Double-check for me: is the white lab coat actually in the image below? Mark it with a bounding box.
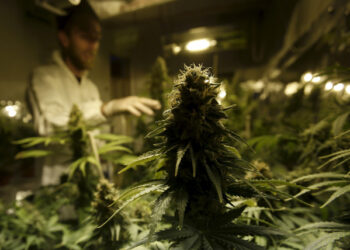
[29,50,106,135]
[28,50,106,185]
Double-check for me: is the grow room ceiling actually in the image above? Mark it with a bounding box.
[94,0,349,73]
[97,0,297,69]
[35,0,350,79]
[88,0,174,20]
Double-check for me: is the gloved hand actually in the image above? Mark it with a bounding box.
[102,96,161,117]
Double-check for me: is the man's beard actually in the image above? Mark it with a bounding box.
[66,47,95,71]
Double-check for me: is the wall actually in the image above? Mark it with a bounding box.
[0,0,111,105]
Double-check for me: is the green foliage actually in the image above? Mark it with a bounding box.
[148,56,171,115]
[130,206,283,250]
[114,65,290,249]
[136,56,172,153]
[91,178,130,248]
[15,149,52,159]
[0,201,62,250]
[4,105,136,249]
[7,60,350,249]
[0,196,96,250]
[296,222,350,250]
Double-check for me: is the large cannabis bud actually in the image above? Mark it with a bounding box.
[92,178,130,248]
[159,65,246,204]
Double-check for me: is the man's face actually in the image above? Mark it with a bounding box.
[60,22,101,70]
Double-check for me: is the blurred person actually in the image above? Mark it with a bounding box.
[27,3,160,185]
[28,2,160,135]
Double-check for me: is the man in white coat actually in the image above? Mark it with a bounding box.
[28,3,161,185]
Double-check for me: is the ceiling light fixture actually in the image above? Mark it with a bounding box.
[302,72,313,82]
[185,38,216,52]
[333,83,344,92]
[325,81,333,91]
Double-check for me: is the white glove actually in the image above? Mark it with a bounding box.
[102,96,161,117]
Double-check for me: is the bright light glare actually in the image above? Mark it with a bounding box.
[218,89,226,99]
[325,81,333,91]
[172,45,181,54]
[346,85,350,94]
[186,39,212,52]
[16,190,32,201]
[4,105,17,117]
[304,84,313,95]
[70,0,81,5]
[253,80,264,92]
[303,72,313,82]
[311,76,321,83]
[284,82,299,96]
[334,83,344,92]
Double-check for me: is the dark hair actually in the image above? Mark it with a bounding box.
[56,1,100,34]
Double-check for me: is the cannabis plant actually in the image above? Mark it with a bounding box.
[90,178,130,249]
[0,188,98,250]
[0,105,35,184]
[12,105,134,248]
[15,105,133,183]
[109,65,284,249]
[290,118,350,249]
[136,56,172,155]
[148,56,171,119]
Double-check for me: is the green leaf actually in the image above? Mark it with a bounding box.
[320,149,350,159]
[251,179,309,190]
[60,223,95,247]
[13,137,47,146]
[175,143,190,176]
[114,180,166,203]
[202,237,214,250]
[296,222,350,232]
[334,129,350,138]
[189,145,197,177]
[15,150,52,159]
[68,158,84,180]
[25,235,36,249]
[79,160,87,177]
[248,135,279,152]
[225,128,249,148]
[210,234,264,250]
[332,112,349,136]
[321,183,350,207]
[98,145,132,154]
[204,159,223,203]
[175,189,188,229]
[13,136,66,147]
[242,179,273,209]
[305,232,350,250]
[126,228,193,250]
[222,224,286,237]
[319,149,350,169]
[98,184,166,228]
[86,156,98,166]
[145,125,166,139]
[94,133,133,142]
[267,186,312,207]
[292,172,350,183]
[118,150,163,174]
[150,190,173,235]
[216,206,246,225]
[223,144,241,159]
[294,180,349,198]
[175,234,200,250]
